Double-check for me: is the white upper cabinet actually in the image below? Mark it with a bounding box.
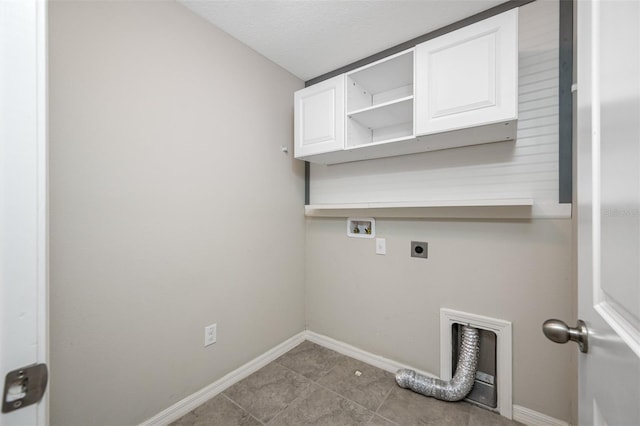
[294,9,518,165]
[415,9,518,137]
[294,74,345,158]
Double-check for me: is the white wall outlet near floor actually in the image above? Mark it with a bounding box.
[375,238,386,255]
[204,323,217,347]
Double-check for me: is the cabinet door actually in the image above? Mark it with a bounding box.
[415,9,518,136]
[294,75,345,158]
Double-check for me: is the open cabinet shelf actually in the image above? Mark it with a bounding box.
[347,96,413,130]
[346,49,414,148]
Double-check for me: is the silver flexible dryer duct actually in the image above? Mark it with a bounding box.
[395,325,480,402]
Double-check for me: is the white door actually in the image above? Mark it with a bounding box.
[0,0,49,425]
[576,1,640,425]
[294,74,345,159]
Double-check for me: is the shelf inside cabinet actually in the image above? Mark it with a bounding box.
[343,49,415,151]
[347,96,413,129]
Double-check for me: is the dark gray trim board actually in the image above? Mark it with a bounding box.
[305,161,310,205]
[558,0,574,203]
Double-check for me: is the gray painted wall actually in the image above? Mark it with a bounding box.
[48,1,304,424]
[305,217,574,423]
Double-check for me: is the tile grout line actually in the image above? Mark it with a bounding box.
[275,349,381,420]
[363,411,377,426]
[313,379,379,415]
[317,357,342,379]
[220,393,266,426]
[315,356,399,422]
[277,344,405,423]
[260,358,325,425]
[226,359,316,425]
[263,380,315,425]
[372,385,399,425]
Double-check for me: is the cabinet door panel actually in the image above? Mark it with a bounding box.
[415,9,517,136]
[294,75,345,158]
[430,33,496,117]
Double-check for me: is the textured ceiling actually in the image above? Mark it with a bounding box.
[179,0,507,81]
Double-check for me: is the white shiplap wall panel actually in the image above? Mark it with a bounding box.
[309,0,564,218]
[519,68,557,86]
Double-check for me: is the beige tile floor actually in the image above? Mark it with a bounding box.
[171,341,522,426]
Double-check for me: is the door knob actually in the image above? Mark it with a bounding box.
[542,319,589,353]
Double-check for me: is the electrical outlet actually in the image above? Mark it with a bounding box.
[411,241,428,259]
[204,323,217,347]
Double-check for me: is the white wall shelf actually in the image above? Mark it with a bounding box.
[305,199,539,219]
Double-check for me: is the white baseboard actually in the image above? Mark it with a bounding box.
[139,330,569,426]
[139,331,306,426]
[305,330,437,379]
[513,405,570,426]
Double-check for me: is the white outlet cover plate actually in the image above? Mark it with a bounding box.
[376,238,386,255]
[205,324,217,347]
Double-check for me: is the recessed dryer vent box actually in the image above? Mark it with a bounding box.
[347,218,375,239]
[452,323,498,410]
